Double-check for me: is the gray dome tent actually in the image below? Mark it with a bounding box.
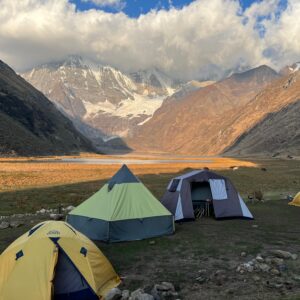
[161,170,253,221]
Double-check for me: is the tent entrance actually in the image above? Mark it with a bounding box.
[191,181,214,218]
[53,250,98,300]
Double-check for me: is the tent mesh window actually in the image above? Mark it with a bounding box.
[191,181,214,218]
[168,179,180,192]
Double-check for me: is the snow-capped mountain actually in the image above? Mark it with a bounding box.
[22,55,180,143]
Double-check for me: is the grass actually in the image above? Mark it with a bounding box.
[0,157,299,299]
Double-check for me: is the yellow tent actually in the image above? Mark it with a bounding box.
[0,221,120,300]
[289,192,300,207]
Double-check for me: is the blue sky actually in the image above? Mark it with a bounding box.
[71,0,284,17]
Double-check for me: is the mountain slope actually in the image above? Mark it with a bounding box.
[128,65,280,153]
[0,60,94,156]
[225,100,300,156]
[22,56,180,139]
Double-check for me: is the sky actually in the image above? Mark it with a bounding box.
[0,0,298,81]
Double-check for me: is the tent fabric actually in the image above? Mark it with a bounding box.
[0,221,120,300]
[68,164,174,242]
[209,179,228,200]
[289,192,300,207]
[161,169,253,221]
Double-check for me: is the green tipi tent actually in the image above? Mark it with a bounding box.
[67,165,174,242]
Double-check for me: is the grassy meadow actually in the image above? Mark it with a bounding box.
[0,156,299,299]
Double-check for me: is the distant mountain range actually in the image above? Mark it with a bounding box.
[0,60,93,156]
[1,56,299,157]
[22,56,181,143]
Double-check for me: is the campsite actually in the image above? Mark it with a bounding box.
[0,156,299,299]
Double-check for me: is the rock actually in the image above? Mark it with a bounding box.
[195,276,206,284]
[105,287,122,300]
[266,282,283,289]
[49,213,64,220]
[237,262,254,273]
[269,250,297,260]
[37,208,46,214]
[130,289,154,300]
[0,221,9,229]
[149,240,156,245]
[252,225,259,228]
[270,268,280,276]
[259,263,271,273]
[252,275,261,282]
[122,290,130,300]
[240,252,247,257]
[278,264,288,273]
[292,275,300,282]
[270,257,284,266]
[256,255,264,263]
[154,282,175,292]
[198,269,207,274]
[65,205,75,212]
[225,288,234,295]
[9,221,24,228]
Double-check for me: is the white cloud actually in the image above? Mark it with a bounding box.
[81,0,125,10]
[0,0,298,80]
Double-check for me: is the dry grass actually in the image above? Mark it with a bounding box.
[0,156,256,192]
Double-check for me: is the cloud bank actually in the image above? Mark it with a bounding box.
[0,0,299,80]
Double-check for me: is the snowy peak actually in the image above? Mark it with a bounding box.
[22,55,181,140]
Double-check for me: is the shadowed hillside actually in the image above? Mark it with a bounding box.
[0,60,94,156]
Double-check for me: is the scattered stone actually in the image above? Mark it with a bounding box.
[252,225,259,228]
[122,290,130,300]
[270,257,284,266]
[0,221,9,229]
[240,252,247,257]
[195,276,206,284]
[149,240,156,245]
[65,205,75,212]
[130,289,154,300]
[259,263,271,273]
[9,220,24,228]
[252,275,261,282]
[256,255,264,263]
[105,287,122,300]
[270,268,280,276]
[198,269,207,274]
[292,275,300,282]
[37,208,46,214]
[225,288,234,295]
[153,282,175,292]
[278,264,288,273]
[237,262,254,273]
[266,281,283,289]
[49,213,64,221]
[269,250,298,260]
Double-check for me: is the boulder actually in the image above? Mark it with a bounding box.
[105,287,122,300]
